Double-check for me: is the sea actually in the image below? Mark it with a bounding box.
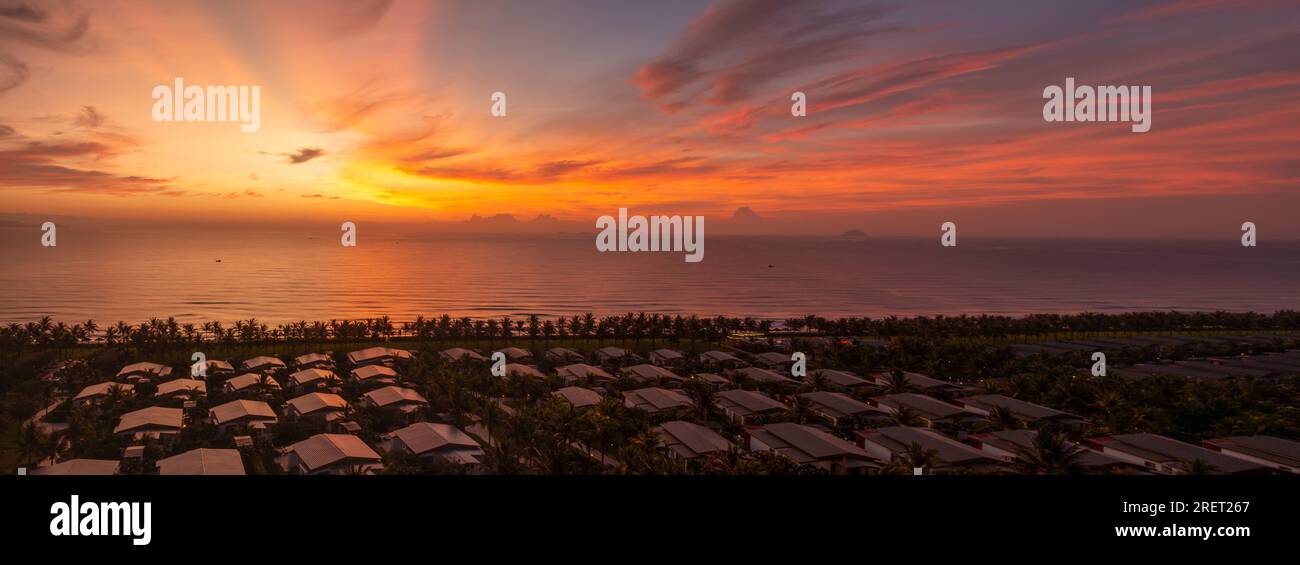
[1,226,1297,325]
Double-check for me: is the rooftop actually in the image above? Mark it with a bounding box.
[157,448,246,475]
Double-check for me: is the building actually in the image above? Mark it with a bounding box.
[293,352,334,369]
[72,382,133,408]
[1203,436,1300,474]
[650,348,685,367]
[31,459,119,475]
[870,394,985,427]
[745,422,879,474]
[282,434,383,475]
[969,430,1144,474]
[289,368,339,390]
[953,394,1089,428]
[551,386,603,409]
[620,363,686,385]
[114,406,183,442]
[363,386,429,420]
[284,392,350,422]
[154,378,206,401]
[656,420,732,464]
[698,350,744,369]
[714,389,789,424]
[387,422,484,467]
[209,399,278,433]
[556,363,616,383]
[621,387,694,415]
[115,361,173,382]
[692,373,731,389]
[223,373,281,396]
[544,347,584,363]
[753,351,795,371]
[347,346,412,367]
[349,365,398,387]
[157,448,246,475]
[856,427,1006,474]
[730,367,798,388]
[497,347,534,362]
[810,369,874,392]
[198,360,235,377]
[503,364,547,380]
[439,348,487,362]
[1086,433,1270,475]
[241,355,287,374]
[798,391,888,427]
[594,346,631,364]
[867,371,967,397]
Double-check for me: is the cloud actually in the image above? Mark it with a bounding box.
[283,147,325,164]
[0,2,48,23]
[0,124,14,137]
[633,0,902,107]
[0,136,173,196]
[0,53,29,93]
[72,105,104,128]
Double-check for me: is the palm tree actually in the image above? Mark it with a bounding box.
[888,405,924,427]
[16,422,47,467]
[1013,429,1086,475]
[884,442,939,474]
[882,368,916,394]
[987,405,1023,430]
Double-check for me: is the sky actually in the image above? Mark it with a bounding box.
[0,0,1298,237]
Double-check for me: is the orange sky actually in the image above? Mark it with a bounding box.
[1,0,1298,237]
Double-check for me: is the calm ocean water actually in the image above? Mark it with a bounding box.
[1,226,1297,325]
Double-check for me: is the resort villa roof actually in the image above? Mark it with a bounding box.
[390,422,483,460]
[754,351,794,367]
[225,372,281,392]
[210,399,278,426]
[74,381,133,402]
[116,361,172,380]
[715,389,788,419]
[504,363,547,379]
[953,394,1088,426]
[347,346,413,366]
[287,434,382,473]
[286,392,349,417]
[1203,436,1300,474]
[545,347,584,362]
[622,387,694,413]
[621,363,686,383]
[799,391,887,421]
[699,350,743,364]
[693,373,731,386]
[498,347,533,360]
[31,459,120,475]
[656,420,732,460]
[856,427,1003,471]
[293,352,333,367]
[439,348,487,362]
[114,406,183,434]
[1087,433,1270,475]
[157,448,246,475]
[812,369,872,389]
[290,368,339,387]
[746,422,877,469]
[241,356,287,372]
[868,371,966,396]
[155,378,206,397]
[364,386,428,408]
[552,386,604,408]
[349,364,398,382]
[970,430,1141,471]
[650,349,684,362]
[731,367,797,385]
[200,360,235,374]
[872,393,984,424]
[556,363,615,381]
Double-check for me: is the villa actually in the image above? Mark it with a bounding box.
[1086,433,1271,475]
[856,427,1006,474]
[289,368,339,390]
[439,348,487,362]
[349,365,399,387]
[114,406,184,442]
[622,387,694,414]
[293,352,334,369]
[556,363,615,383]
[810,369,874,392]
[116,361,173,382]
[241,355,287,373]
[223,373,281,396]
[798,391,888,427]
[1202,436,1300,474]
[692,373,732,389]
[198,360,235,377]
[953,394,1089,428]
[281,433,383,475]
[867,371,967,397]
[363,386,429,421]
[73,381,134,408]
[620,363,686,385]
[31,459,120,476]
[870,394,985,427]
[503,364,547,380]
[209,399,278,433]
[656,420,732,464]
[386,422,485,467]
[744,422,879,474]
[594,346,631,364]
[552,386,604,409]
[498,347,534,362]
[157,448,246,475]
[650,348,685,367]
[730,367,798,389]
[544,347,584,363]
[753,351,795,371]
[347,346,413,367]
[969,430,1144,474]
[284,392,349,422]
[154,378,206,401]
[714,389,789,424]
[698,350,744,368]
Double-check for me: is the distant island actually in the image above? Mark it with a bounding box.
[842,229,866,237]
